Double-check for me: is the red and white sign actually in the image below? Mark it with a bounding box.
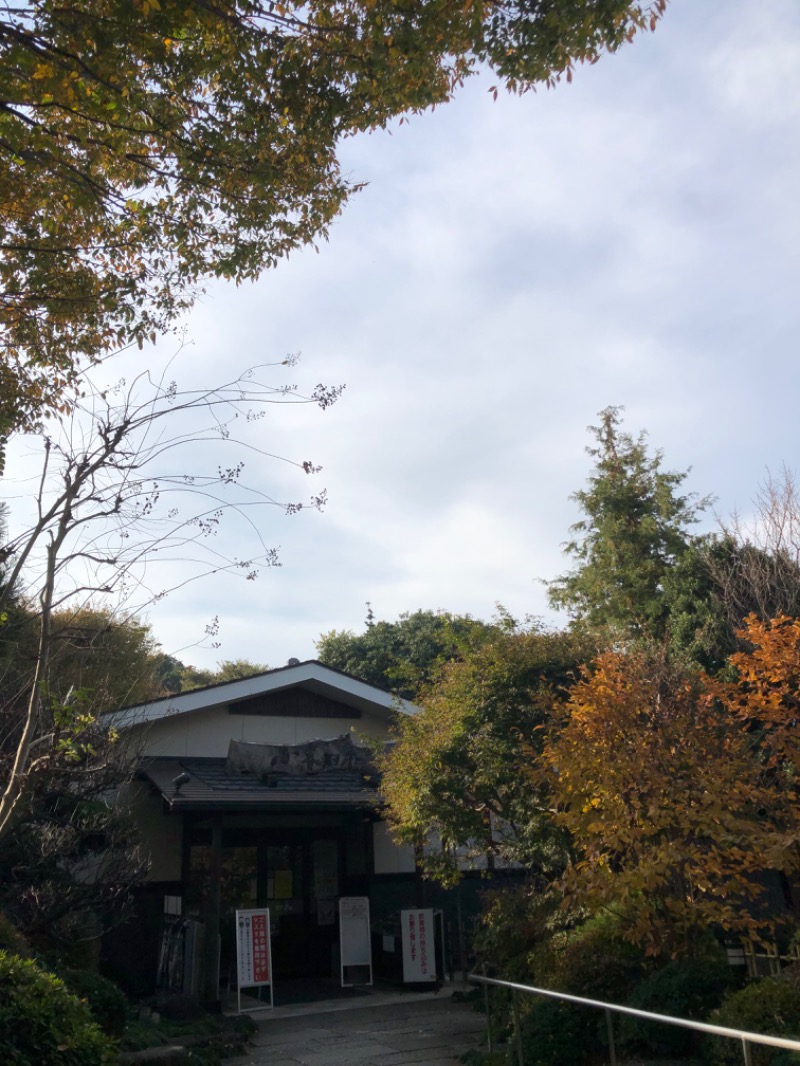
[401,908,436,983]
[236,909,272,988]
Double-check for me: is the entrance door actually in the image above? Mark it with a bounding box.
[264,836,340,978]
[187,828,343,983]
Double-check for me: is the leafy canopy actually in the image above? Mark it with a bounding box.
[379,622,588,885]
[317,607,500,700]
[1,1,666,432]
[545,647,772,955]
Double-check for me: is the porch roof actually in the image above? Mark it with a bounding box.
[141,756,381,812]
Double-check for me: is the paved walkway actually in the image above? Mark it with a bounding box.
[227,990,485,1066]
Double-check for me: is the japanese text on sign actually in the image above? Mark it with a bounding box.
[236,909,271,988]
[401,908,436,983]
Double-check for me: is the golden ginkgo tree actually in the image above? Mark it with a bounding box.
[545,632,800,956]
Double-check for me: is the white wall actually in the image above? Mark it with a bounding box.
[128,705,391,758]
[127,782,183,881]
[372,820,416,875]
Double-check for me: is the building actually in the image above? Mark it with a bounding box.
[103,659,430,999]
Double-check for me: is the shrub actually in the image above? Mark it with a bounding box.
[618,953,733,1058]
[536,911,648,1004]
[514,913,648,1066]
[0,951,115,1065]
[0,911,30,956]
[60,967,129,1039]
[708,973,800,1066]
[518,997,594,1066]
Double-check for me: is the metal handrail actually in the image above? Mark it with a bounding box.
[468,972,800,1066]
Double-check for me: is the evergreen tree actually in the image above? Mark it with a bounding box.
[548,407,710,640]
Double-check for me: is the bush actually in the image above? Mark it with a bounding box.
[514,913,648,1066]
[60,967,129,1039]
[518,997,594,1066]
[547,912,647,1002]
[0,912,30,957]
[618,953,733,1058]
[0,951,115,1065]
[707,973,800,1066]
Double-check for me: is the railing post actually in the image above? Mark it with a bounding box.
[482,965,494,1053]
[512,989,525,1066]
[742,1037,753,1066]
[605,1008,617,1066]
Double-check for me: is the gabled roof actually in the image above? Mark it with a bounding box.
[106,659,416,730]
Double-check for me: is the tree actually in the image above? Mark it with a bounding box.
[544,646,775,956]
[46,607,162,710]
[379,622,588,885]
[317,607,500,700]
[662,535,800,672]
[0,608,154,956]
[548,406,710,641]
[178,658,270,692]
[715,614,800,897]
[660,469,800,671]
[0,352,340,840]
[1,1,667,434]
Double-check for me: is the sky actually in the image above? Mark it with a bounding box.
[8,0,800,671]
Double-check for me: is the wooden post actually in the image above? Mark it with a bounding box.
[605,1009,617,1066]
[512,989,524,1066]
[203,818,222,1006]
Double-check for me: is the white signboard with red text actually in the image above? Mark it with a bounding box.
[401,908,436,983]
[235,909,274,1011]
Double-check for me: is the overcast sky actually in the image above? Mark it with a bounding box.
[10,0,800,671]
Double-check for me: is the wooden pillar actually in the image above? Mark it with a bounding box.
[203,817,222,1007]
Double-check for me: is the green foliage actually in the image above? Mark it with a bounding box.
[178,658,269,692]
[0,951,115,1065]
[0,1,665,433]
[549,406,710,641]
[473,887,564,982]
[518,998,594,1066]
[546,912,647,1002]
[618,952,733,1058]
[317,608,500,700]
[120,1010,256,1057]
[379,623,588,883]
[59,969,129,1040]
[664,533,800,673]
[0,911,30,957]
[708,974,800,1066]
[0,785,147,957]
[515,914,647,1066]
[46,608,162,712]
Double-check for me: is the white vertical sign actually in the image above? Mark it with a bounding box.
[401,908,436,982]
[339,896,373,986]
[235,908,274,1012]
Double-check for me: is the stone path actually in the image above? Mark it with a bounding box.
[227,991,485,1066]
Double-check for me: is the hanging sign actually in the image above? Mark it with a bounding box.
[235,909,274,1011]
[401,908,436,982]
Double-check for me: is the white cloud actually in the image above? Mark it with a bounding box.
[6,1,800,670]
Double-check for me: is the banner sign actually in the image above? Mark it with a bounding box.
[401,908,436,983]
[235,909,273,1011]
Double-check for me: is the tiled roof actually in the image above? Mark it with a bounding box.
[140,757,380,811]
